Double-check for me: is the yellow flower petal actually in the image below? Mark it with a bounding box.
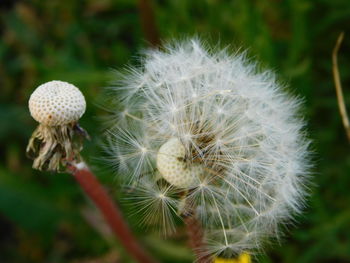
[214,253,251,263]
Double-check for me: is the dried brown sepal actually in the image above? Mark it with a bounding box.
[26,122,88,172]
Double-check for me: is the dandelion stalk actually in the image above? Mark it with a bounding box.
[138,0,160,47]
[27,81,157,263]
[67,161,157,263]
[183,210,212,263]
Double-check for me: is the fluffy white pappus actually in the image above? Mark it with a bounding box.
[105,39,311,258]
[124,178,180,235]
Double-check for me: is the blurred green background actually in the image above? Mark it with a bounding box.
[1,0,350,262]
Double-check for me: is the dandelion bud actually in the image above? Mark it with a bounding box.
[106,39,311,258]
[27,80,88,171]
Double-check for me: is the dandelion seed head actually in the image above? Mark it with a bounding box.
[106,39,311,257]
[157,137,202,188]
[29,80,86,126]
[27,80,87,171]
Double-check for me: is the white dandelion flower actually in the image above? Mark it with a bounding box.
[106,39,310,258]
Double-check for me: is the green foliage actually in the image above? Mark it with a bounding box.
[0,0,350,262]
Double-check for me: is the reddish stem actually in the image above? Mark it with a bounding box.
[183,213,212,263]
[68,163,157,263]
[138,0,160,47]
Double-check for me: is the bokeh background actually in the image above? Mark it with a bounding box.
[1,0,350,262]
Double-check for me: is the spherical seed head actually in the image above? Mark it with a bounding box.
[107,39,311,256]
[157,137,201,189]
[29,80,86,126]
